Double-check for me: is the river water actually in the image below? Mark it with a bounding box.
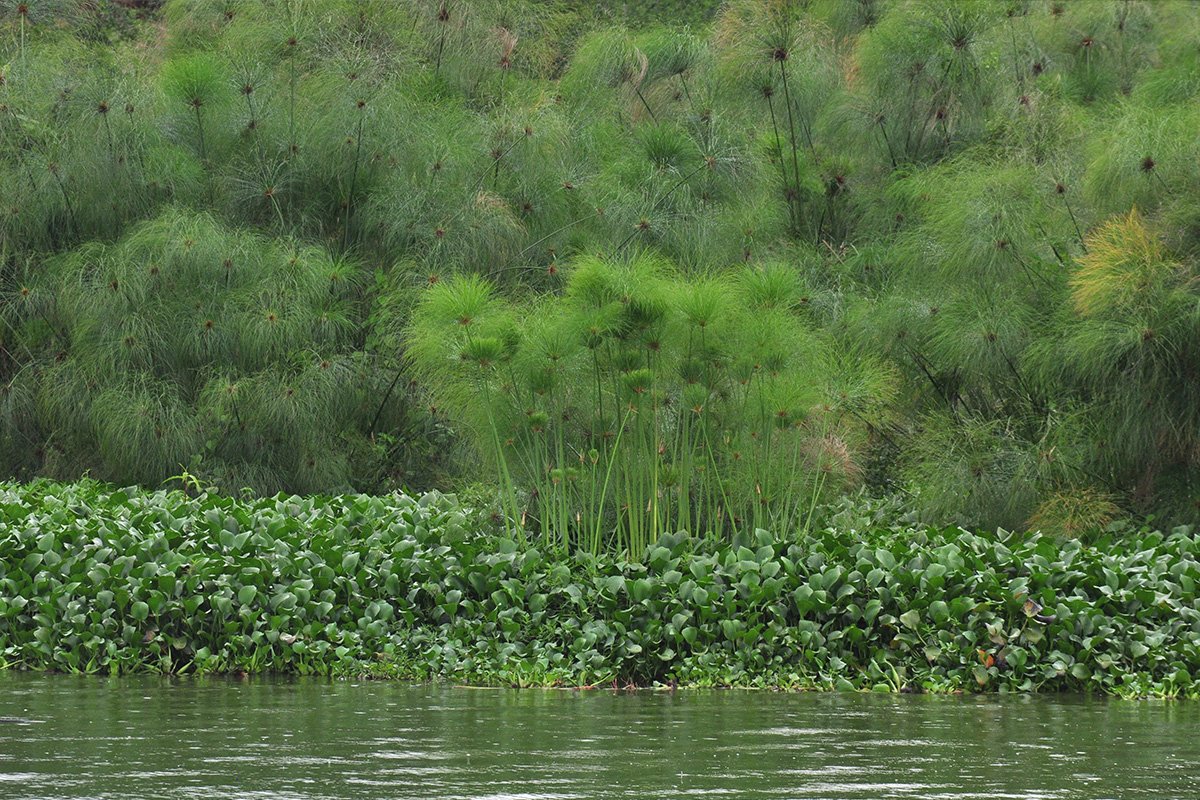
[1,674,1196,799]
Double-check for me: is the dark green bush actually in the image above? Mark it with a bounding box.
[2,481,1197,697]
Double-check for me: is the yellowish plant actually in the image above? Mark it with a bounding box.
[1026,489,1122,539]
[1071,209,1177,317]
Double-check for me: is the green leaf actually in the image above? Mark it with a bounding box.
[874,549,896,570]
[630,578,653,603]
[972,665,990,686]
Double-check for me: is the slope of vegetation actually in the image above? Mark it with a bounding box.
[2,481,1197,695]
[1,0,1199,542]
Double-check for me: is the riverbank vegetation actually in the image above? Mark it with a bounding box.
[2,2,1200,693]
[1,481,1198,696]
[1,0,1199,542]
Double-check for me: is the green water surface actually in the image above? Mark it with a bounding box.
[1,674,1197,799]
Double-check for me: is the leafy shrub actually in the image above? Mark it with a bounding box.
[1,481,1198,697]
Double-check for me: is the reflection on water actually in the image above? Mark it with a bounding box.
[0,674,1197,799]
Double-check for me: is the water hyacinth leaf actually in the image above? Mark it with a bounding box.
[792,585,814,614]
[272,592,298,611]
[631,579,653,603]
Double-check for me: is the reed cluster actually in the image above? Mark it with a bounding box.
[408,256,892,552]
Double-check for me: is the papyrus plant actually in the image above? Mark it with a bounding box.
[408,253,893,554]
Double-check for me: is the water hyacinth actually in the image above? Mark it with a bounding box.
[1,480,1198,697]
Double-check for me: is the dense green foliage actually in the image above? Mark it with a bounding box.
[408,259,893,553]
[2,481,1198,696]
[2,0,1200,535]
